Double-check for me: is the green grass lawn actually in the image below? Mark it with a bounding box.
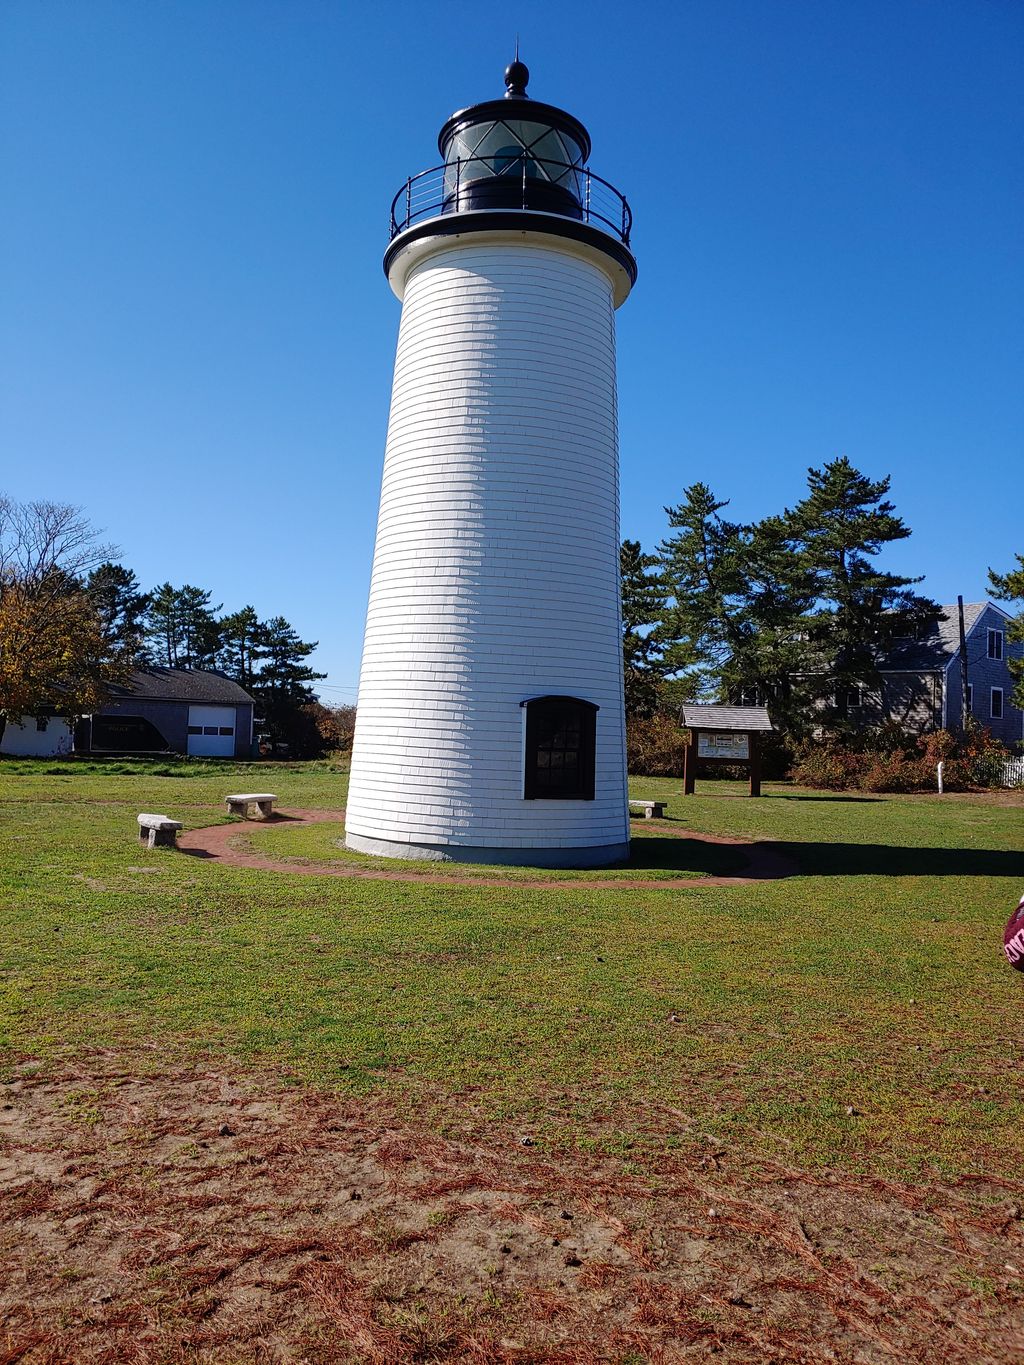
[2,758,1022,1181]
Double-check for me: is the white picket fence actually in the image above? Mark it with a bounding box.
[1002,756,1024,788]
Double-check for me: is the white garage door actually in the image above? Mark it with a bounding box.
[187,705,236,757]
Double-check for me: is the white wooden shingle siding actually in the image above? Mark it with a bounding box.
[346,239,629,862]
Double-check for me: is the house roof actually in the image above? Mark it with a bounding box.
[880,602,991,671]
[105,668,255,705]
[679,704,775,732]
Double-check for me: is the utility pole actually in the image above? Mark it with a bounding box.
[958,595,971,732]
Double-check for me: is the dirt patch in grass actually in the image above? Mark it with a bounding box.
[2,1051,1022,1363]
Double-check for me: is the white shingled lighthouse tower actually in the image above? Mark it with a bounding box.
[345,57,637,867]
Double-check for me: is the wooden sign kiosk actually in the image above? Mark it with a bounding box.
[679,704,775,797]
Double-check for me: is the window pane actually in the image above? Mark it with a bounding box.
[502,121,583,164]
[523,697,597,800]
[525,129,580,185]
[445,123,501,185]
[218,727,234,736]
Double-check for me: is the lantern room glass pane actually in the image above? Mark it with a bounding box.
[444,118,585,198]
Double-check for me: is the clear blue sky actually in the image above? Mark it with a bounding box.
[2,0,1021,702]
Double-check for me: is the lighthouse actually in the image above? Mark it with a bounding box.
[346,58,637,867]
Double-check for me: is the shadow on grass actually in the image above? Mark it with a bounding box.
[776,842,1024,878]
[626,835,751,878]
[677,790,885,803]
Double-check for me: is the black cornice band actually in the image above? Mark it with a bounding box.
[383,211,638,286]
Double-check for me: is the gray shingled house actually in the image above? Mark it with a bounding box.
[840,601,1022,747]
[76,668,257,759]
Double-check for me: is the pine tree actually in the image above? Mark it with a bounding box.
[620,540,670,718]
[145,582,181,667]
[988,553,1024,711]
[218,606,264,690]
[785,457,938,727]
[144,584,221,668]
[658,484,749,694]
[657,485,815,728]
[176,585,221,669]
[256,616,324,697]
[251,616,326,755]
[86,562,150,666]
[735,513,815,725]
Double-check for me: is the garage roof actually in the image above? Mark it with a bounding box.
[106,668,255,705]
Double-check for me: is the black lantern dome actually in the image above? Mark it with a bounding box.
[385,60,635,294]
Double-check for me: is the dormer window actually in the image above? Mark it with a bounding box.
[521,696,597,800]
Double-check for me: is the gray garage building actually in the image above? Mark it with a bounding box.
[77,668,256,759]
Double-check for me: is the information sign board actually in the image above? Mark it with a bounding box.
[697,731,750,761]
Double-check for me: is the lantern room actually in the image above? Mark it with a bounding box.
[384,58,635,305]
[438,59,589,218]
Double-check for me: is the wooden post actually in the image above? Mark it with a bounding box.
[749,731,761,797]
[683,730,698,795]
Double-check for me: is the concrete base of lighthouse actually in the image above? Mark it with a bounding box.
[344,831,630,869]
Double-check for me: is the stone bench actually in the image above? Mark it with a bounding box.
[138,813,183,848]
[225,793,278,820]
[629,799,668,820]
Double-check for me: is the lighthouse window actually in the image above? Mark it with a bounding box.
[522,696,598,801]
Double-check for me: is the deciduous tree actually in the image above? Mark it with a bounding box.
[0,497,128,737]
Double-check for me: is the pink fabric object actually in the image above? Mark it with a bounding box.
[1003,894,1024,972]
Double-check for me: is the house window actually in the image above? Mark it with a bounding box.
[218,726,234,736]
[737,686,762,706]
[966,684,973,711]
[521,695,598,800]
[187,726,203,735]
[35,716,49,732]
[988,629,1004,660]
[835,686,863,710]
[203,725,218,736]
[991,688,1004,720]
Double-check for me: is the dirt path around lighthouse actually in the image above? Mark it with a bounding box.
[178,808,798,889]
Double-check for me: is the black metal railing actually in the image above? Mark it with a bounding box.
[389,155,632,247]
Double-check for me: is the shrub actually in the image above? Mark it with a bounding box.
[791,728,1010,793]
[626,713,689,776]
[790,742,866,791]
